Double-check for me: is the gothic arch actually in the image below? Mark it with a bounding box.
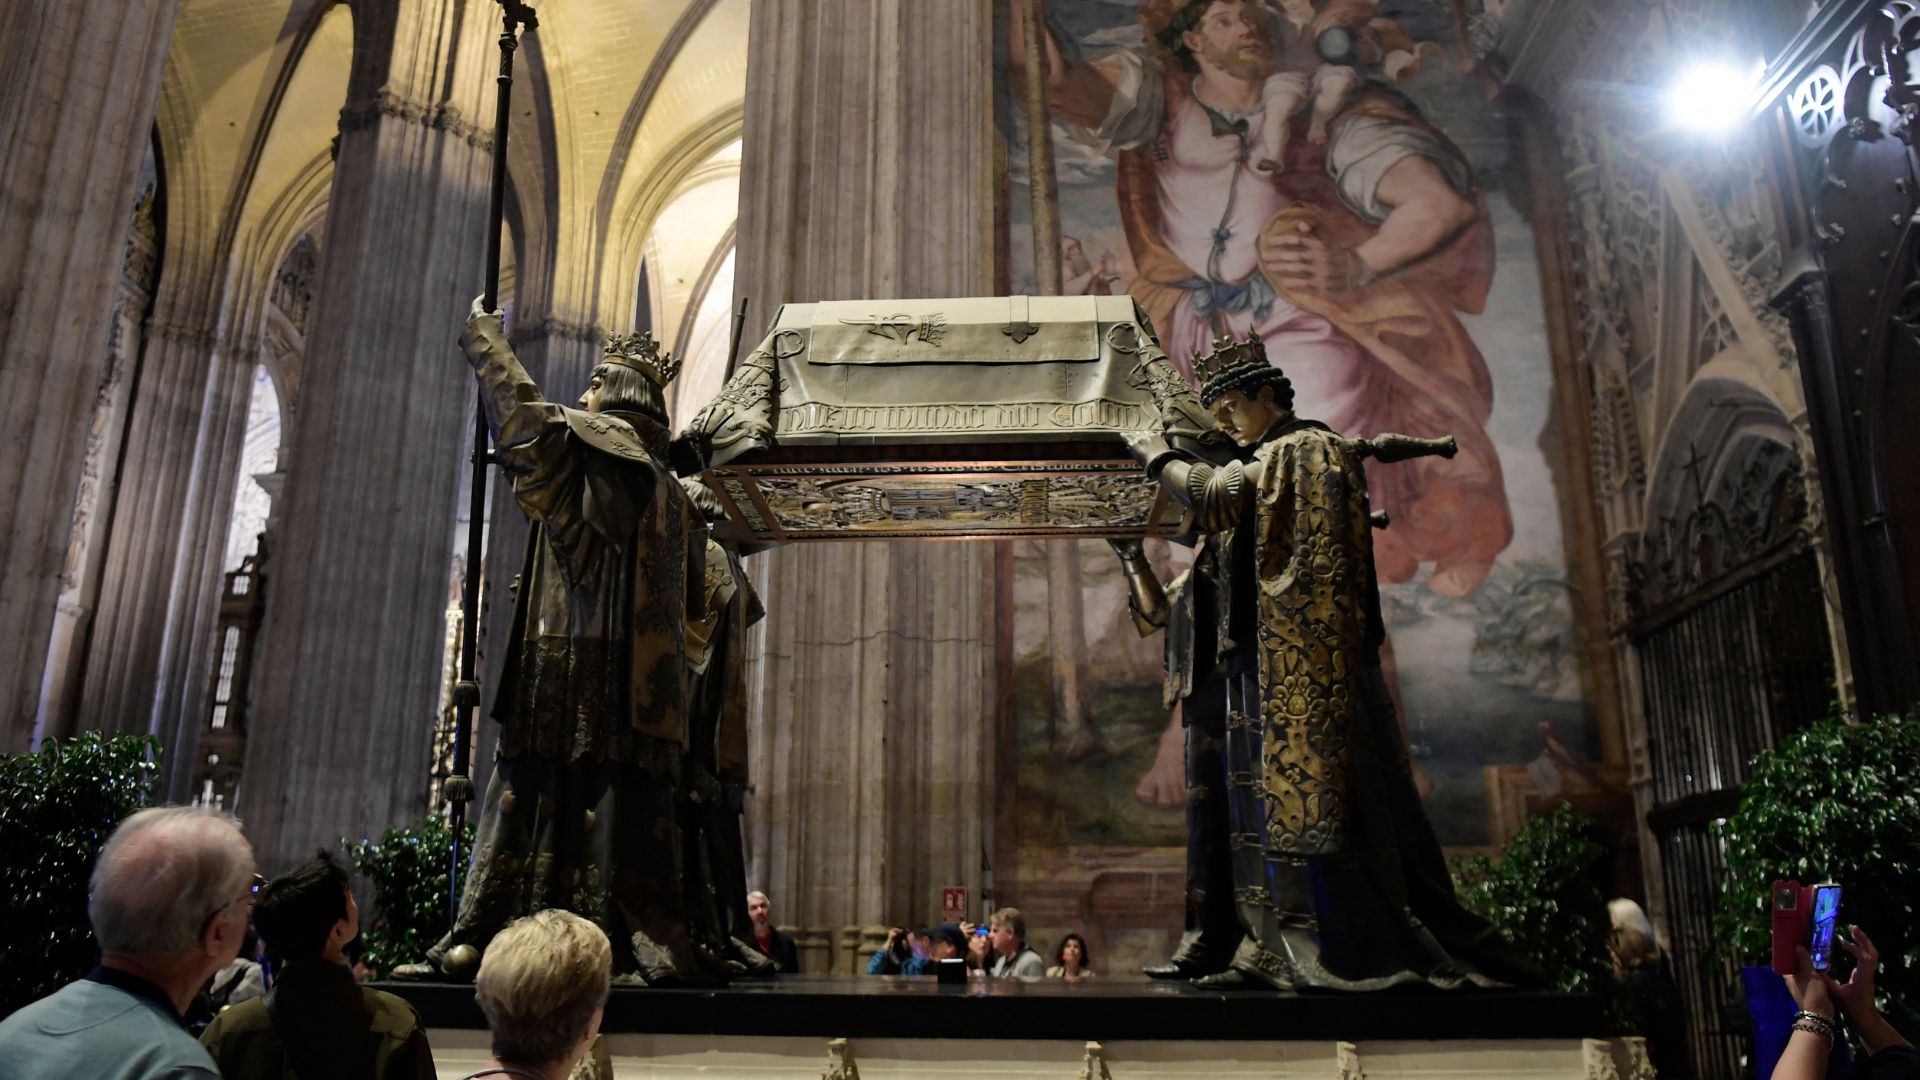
[605,112,745,324]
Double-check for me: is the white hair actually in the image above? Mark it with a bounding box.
[747,890,769,905]
[90,806,253,954]
[1608,898,1654,938]
[477,910,612,1066]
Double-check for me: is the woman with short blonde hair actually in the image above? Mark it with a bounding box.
[466,910,612,1080]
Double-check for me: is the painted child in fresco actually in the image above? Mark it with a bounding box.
[1257,0,1440,169]
[1013,0,1510,599]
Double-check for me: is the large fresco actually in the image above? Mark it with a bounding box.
[998,0,1600,882]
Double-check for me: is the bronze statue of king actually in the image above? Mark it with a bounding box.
[1124,329,1538,991]
[400,300,724,985]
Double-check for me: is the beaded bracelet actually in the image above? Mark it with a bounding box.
[1793,1018,1835,1042]
[1793,1010,1839,1040]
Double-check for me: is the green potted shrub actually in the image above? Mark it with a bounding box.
[0,734,161,1017]
[345,814,474,977]
[1452,801,1612,993]
[1714,710,1920,1034]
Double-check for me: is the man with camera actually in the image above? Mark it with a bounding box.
[866,927,932,976]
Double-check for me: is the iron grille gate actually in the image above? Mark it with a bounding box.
[1634,547,1835,1079]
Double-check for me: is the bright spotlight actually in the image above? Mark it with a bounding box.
[1667,58,1762,134]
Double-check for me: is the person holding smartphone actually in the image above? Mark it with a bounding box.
[867,927,930,976]
[1780,926,1918,1080]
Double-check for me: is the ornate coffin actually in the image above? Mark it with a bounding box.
[676,294,1221,543]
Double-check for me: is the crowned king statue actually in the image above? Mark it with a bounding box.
[1123,329,1538,990]
[399,301,726,985]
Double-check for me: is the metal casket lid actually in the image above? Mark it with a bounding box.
[760,294,1160,448]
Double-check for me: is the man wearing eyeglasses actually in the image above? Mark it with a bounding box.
[0,806,256,1079]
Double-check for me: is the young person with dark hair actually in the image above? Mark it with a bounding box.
[1047,933,1097,981]
[199,851,436,1080]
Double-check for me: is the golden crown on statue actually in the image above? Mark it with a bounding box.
[1190,329,1269,387]
[602,329,681,387]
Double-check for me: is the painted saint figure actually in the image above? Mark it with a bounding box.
[1124,330,1536,989]
[1015,0,1510,596]
[399,303,724,985]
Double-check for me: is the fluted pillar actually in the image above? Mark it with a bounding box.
[72,303,260,802]
[736,0,998,962]
[0,0,183,748]
[239,0,496,871]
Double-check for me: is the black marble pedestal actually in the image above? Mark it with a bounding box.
[383,974,1608,1042]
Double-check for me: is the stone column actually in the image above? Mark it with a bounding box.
[35,192,163,739]
[0,0,183,749]
[74,307,261,802]
[72,316,219,726]
[735,0,998,966]
[239,0,496,871]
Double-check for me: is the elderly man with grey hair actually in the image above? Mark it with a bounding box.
[744,890,798,973]
[0,806,257,1079]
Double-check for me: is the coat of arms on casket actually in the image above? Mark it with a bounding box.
[674,294,1227,542]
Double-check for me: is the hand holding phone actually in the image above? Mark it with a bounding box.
[1771,879,1842,975]
[1772,880,1810,975]
[1809,884,1841,973]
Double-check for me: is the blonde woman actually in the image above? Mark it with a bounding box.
[462,911,612,1080]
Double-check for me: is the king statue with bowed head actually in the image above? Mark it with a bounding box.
[1123,329,1538,991]
[397,300,726,985]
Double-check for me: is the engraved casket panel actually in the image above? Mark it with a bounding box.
[685,295,1217,542]
[705,460,1185,542]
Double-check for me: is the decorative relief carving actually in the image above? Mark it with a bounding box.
[1673,144,1793,360]
[338,89,491,149]
[124,187,160,292]
[271,235,319,335]
[1791,65,1846,148]
[1690,264,1738,368]
[685,346,780,452]
[776,398,1155,436]
[840,312,946,346]
[716,475,772,534]
[1632,439,1812,619]
[752,468,1162,534]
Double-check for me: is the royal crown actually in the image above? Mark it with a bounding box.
[602,329,680,387]
[1191,329,1269,388]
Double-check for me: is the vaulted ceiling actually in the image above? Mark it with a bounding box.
[155,0,747,339]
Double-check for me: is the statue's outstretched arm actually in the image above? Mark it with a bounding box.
[460,296,547,436]
[1124,430,1253,533]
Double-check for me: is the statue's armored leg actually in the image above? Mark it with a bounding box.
[1145,679,1236,979]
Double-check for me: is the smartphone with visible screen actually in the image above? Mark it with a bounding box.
[1809,883,1842,972]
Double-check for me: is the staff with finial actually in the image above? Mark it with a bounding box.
[446,0,538,925]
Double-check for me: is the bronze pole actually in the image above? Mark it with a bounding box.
[448,0,537,926]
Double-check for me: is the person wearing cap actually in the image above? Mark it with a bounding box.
[396,300,723,986]
[1122,330,1537,993]
[866,927,933,975]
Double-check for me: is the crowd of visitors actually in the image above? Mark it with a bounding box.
[860,907,1093,982]
[6,804,1913,1079]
